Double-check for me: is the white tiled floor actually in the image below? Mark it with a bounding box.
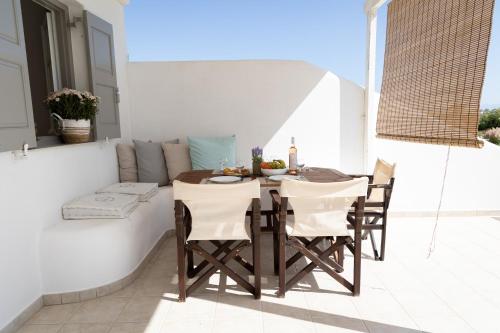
[17,216,500,333]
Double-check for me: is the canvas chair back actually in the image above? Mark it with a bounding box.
[370,159,396,202]
[173,180,260,241]
[280,177,368,237]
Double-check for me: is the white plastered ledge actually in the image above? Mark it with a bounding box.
[40,186,174,294]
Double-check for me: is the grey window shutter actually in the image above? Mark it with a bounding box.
[84,10,120,140]
[0,0,37,152]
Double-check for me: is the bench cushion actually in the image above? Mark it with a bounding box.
[97,182,158,202]
[62,193,139,219]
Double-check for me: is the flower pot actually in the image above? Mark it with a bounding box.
[51,114,91,144]
[252,161,262,176]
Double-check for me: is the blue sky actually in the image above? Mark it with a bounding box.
[125,0,499,108]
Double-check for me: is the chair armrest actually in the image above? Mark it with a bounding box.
[368,183,392,189]
[269,190,281,207]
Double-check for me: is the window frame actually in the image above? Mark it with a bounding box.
[32,0,75,90]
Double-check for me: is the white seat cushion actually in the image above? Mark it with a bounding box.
[286,215,350,237]
[62,193,139,219]
[97,182,158,202]
[174,180,260,241]
[188,219,252,241]
[281,177,369,237]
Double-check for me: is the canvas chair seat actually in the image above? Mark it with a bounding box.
[188,220,252,241]
[370,159,395,202]
[273,177,368,297]
[285,215,351,237]
[174,180,261,241]
[282,177,369,237]
[347,158,396,261]
[173,179,262,301]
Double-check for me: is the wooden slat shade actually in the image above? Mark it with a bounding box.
[376,0,495,148]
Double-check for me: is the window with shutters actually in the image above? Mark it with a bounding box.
[0,0,120,152]
[19,0,75,148]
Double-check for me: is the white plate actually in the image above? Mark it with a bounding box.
[268,175,302,182]
[208,176,242,184]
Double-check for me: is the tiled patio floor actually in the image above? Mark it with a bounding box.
[17,216,500,333]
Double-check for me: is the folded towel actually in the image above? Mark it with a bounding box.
[97,182,159,202]
[62,193,139,219]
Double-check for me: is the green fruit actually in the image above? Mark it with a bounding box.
[278,160,286,168]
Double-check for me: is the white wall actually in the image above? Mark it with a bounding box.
[372,138,500,214]
[0,0,130,329]
[128,60,365,172]
[128,60,500,214]
[366,94,500,214]
[0,141,119,329]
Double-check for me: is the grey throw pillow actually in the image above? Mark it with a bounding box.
[134,139,178,186]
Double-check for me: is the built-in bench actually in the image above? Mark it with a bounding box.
[39,186,174,304]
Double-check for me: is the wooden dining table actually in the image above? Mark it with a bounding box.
[175,167,353,231]
[175,167,352,186]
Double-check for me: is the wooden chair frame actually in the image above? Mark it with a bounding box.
[347,175,395,261]
[270,191,365,297]
[175,199,261,302]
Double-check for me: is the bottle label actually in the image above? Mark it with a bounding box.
[289,153,297,171]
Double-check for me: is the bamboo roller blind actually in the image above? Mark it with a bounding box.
[376,0,495,148]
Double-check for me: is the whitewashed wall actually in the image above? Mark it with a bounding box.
[0,142,119,329]
[372,138,500,214]
[0,0,130,329]
[128,60,365,172]
[128,60,500,215]
[366,94,500,215]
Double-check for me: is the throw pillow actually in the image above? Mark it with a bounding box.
[187,135,236,170]
[161,143,192,183]
[116,144,138,182]
[134,139,178,186]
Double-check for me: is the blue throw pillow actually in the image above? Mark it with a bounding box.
[188,135,236,170]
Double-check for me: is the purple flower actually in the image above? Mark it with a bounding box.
[252,146,263,157]
[252,147,263,161]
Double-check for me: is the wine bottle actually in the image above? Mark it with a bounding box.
[289,137,297,175]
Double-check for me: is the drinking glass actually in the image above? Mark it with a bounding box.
[297,159,306,172]
[219,157,228,171]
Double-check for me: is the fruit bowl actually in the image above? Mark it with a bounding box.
[261,168,288,176]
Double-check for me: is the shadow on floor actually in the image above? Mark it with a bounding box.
[160,238,426,333]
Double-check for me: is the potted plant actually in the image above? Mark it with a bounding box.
[46,88,99,144]
[252,146,263,176]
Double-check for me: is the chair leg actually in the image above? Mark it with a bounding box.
[336,236,345,268]
[175,226,186,302]
[362,217,370,240]
[368,230,380,261]
[278,230,286,297]
[252,199,262,299]
[185,209,195,278]
[189,242,256,295]
[187,250,194,277]
[253,231,261,299]
[353,229,362,296]
[272,203,279,275]
[266,212,272,230]
[380,214,387,261]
